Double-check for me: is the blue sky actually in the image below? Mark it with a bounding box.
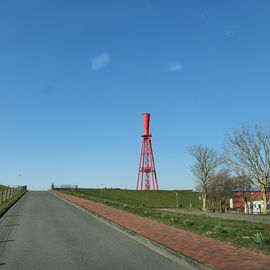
[0,1,270,190]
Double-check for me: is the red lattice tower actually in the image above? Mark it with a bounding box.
[136,113,158,190]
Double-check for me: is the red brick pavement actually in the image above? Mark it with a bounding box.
[51,191,270,270]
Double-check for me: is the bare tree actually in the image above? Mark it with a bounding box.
[223,126,270,214]
[189,145,220,211]
[232,174,253,213]
[208,169,234,212]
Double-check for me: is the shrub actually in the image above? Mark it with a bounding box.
[184,219,194,226]
[213,225,227,233]
[170,216,178,223]
[252,232,267,245]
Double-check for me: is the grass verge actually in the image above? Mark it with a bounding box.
[59,189,270,256]
[0,191,27,216]
[59,188,199,208]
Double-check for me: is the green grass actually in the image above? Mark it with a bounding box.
[60,188,270,256]
[0,191,26,214]
[61,188,200,208]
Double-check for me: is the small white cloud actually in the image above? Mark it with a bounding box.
[168,63,184,72]
[91,52,110,71]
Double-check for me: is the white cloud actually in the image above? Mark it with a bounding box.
[168,63,184,72]
[91,52,110,71]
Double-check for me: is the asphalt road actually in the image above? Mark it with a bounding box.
[0,191,193,270]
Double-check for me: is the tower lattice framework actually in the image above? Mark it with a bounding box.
[136,113,158,190]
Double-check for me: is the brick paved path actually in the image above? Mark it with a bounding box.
[51,191,270,270]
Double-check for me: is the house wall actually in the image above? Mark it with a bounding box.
[231,191,270,213]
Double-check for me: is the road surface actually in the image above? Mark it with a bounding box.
[0,191,193,270]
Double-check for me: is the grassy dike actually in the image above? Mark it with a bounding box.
[60,189,270,256]
[64,188,200,208]
[0,191,27,217]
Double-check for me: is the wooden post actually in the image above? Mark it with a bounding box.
[3,189,6,203]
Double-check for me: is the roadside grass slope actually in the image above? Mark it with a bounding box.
[69,188,200,208]
[0,190,27,214]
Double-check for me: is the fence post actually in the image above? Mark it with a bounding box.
[0,190,2,205]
